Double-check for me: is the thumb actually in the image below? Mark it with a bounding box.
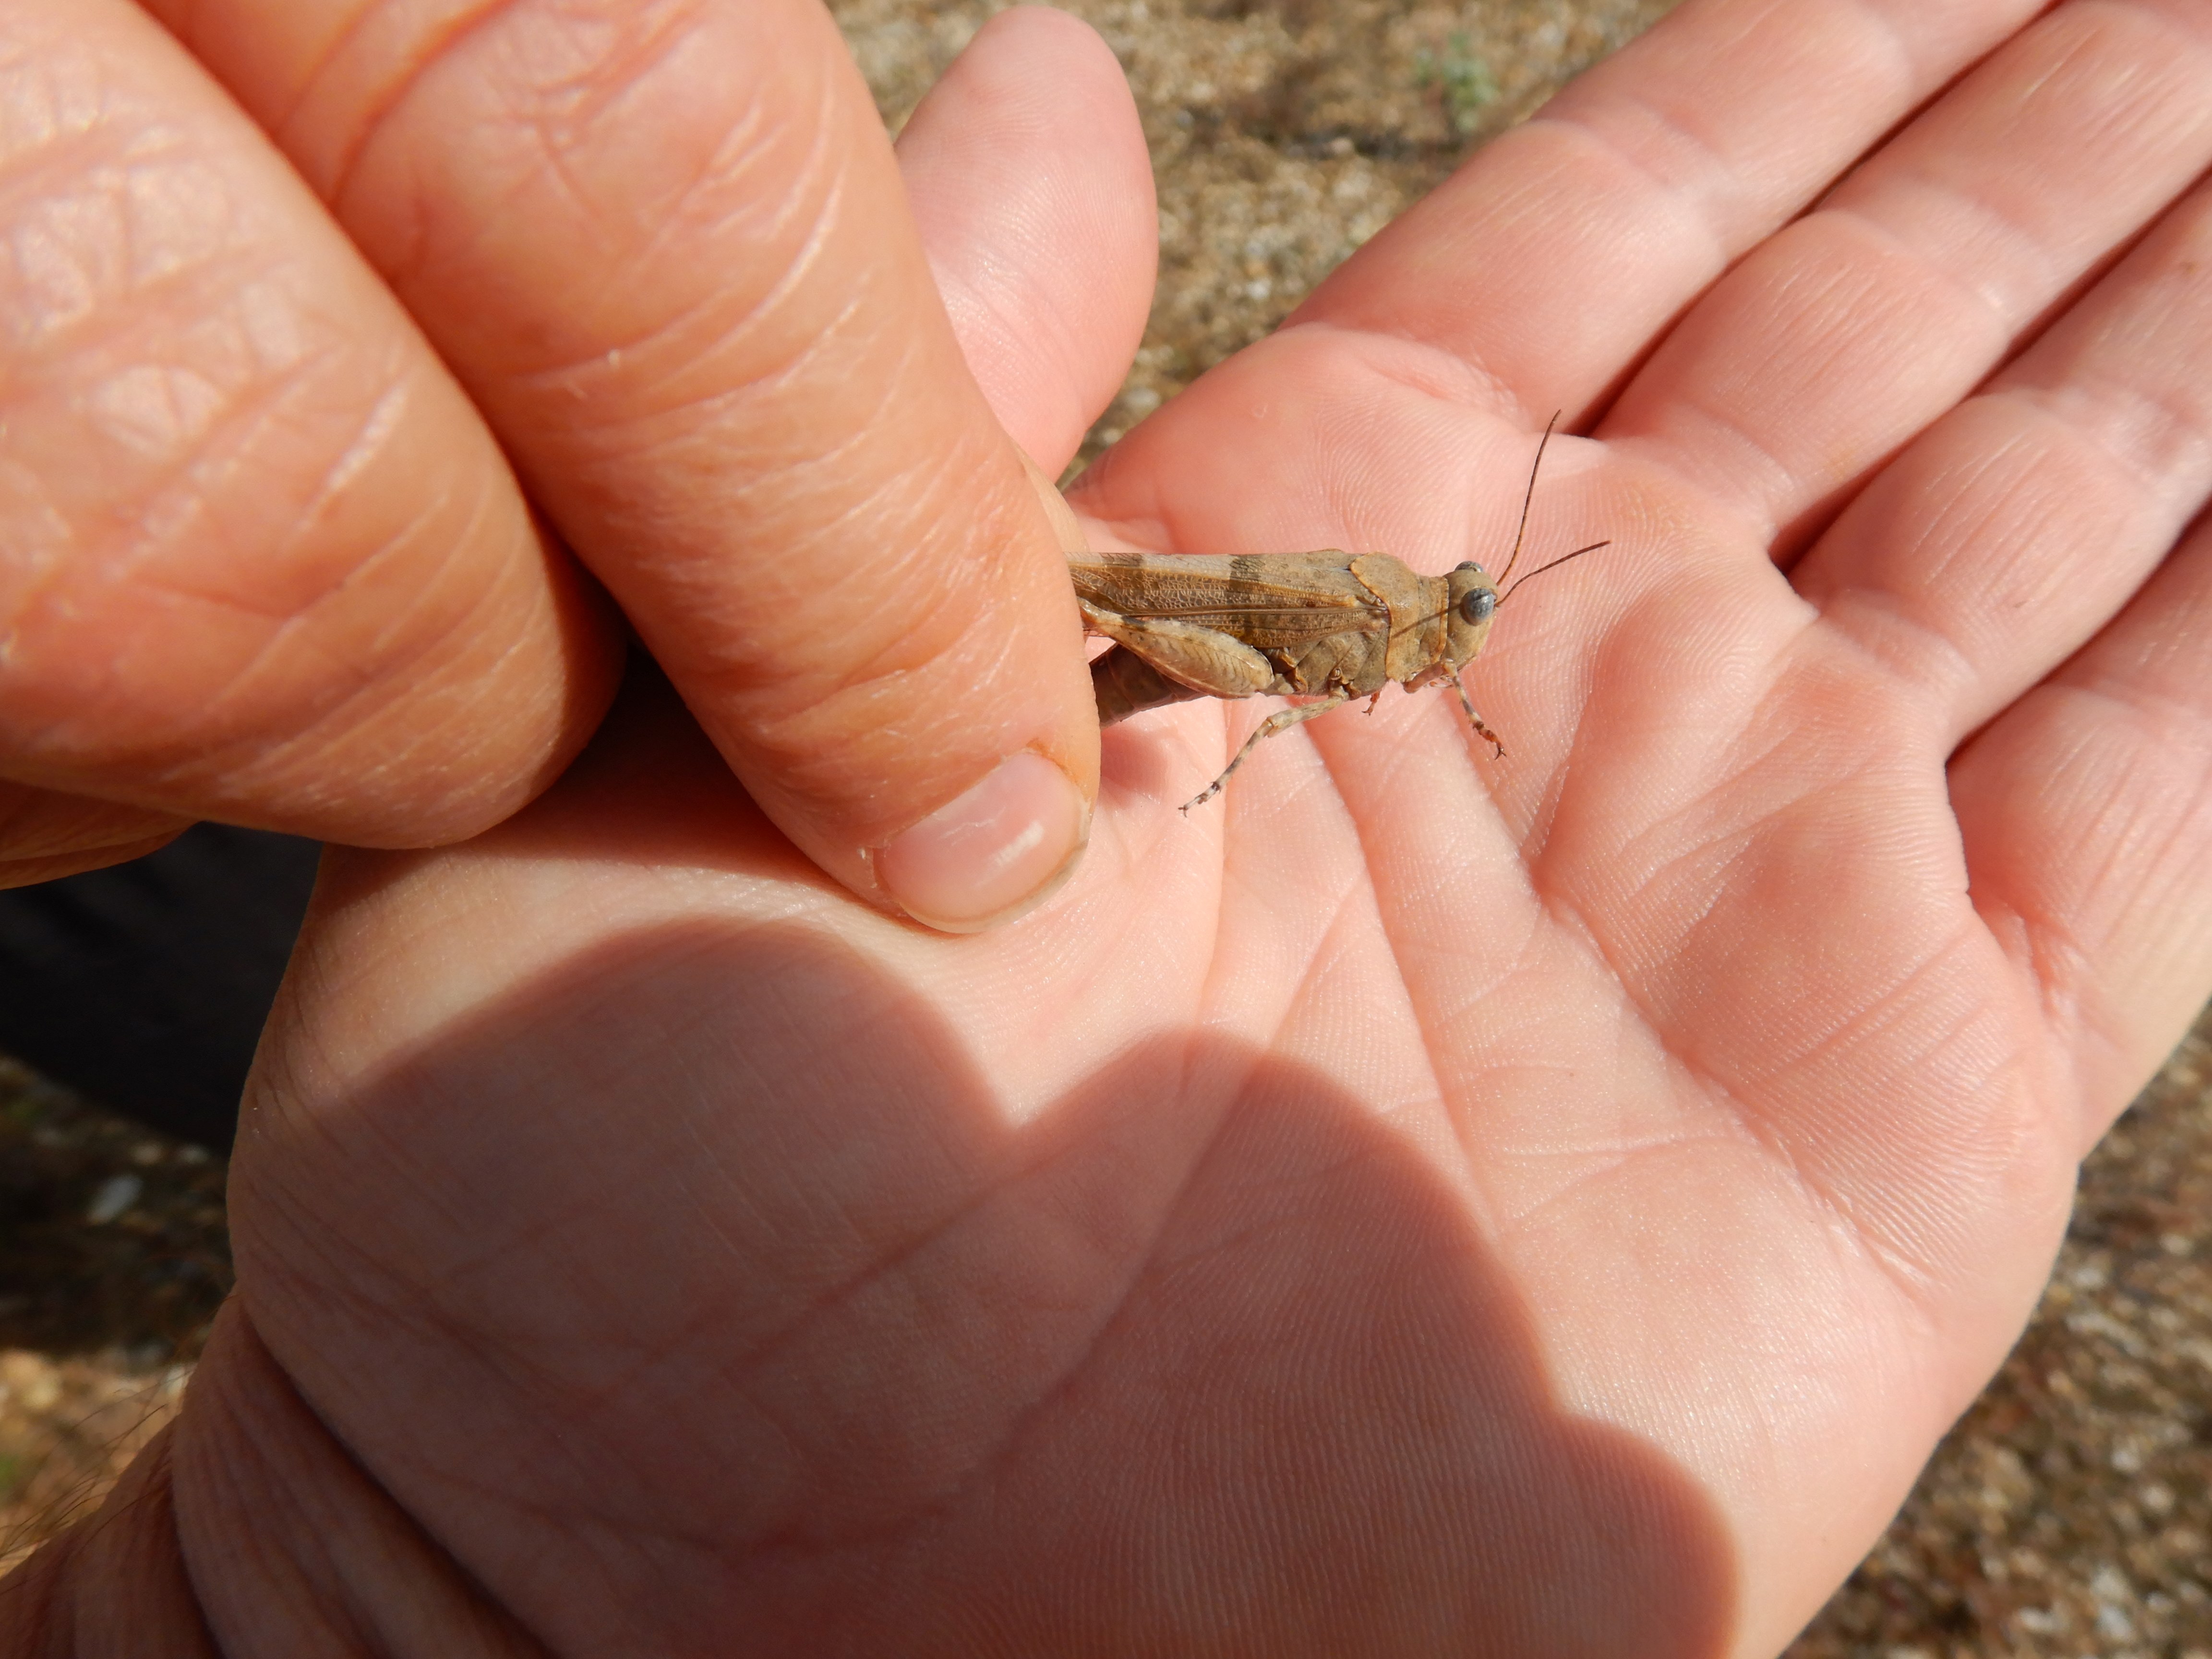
[180,0,1103,929]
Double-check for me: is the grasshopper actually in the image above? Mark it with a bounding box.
[1073,420,1605,812]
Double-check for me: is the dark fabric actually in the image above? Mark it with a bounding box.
[0,826,321,1151]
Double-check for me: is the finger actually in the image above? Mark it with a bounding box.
[1795,175,2212,747]
[895,7,1156,474]
[0,0,619,846]
[0,782,187,888]
[163,0,1118,931]
[1603,0,2212,549]
[1282,0,2047,422]
[1949,509,2212,1146]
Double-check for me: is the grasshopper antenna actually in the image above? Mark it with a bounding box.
[1494,411,1561,589]
[1501,539,1608,605]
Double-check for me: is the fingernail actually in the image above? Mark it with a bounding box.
[876,752,1090,933]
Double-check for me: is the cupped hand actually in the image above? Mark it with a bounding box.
[0,0,1145,928]
[61,2,2212,1656]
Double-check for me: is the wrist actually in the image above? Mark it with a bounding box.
[2,1304,535,1659]
[0,1423,212,1658]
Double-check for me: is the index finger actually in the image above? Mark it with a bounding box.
[158,0,1110,931]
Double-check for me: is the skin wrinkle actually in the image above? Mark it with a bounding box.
[2026,3,2212,161]
[1410,877,1550,1060]
[257,0,389,148]
[1544,98,1759,267]
[531,62,858,406]
[2068,648,2212,751]
[312,0,542,215]
[1848,159,2135,342]
[712,1222,1153,1561]
[724,523,1002,725]
[0,325,373,695]
[1841,424,2188,716]
[499,142,881,530]
[1989,377,2200,501]
[276,631,520,813]
[313,370,412,500]
[1587,19,2212,506]
[1533,102,1747,282]
[2031,685,2212,906]
[521,0,721,142]
[116,369,421,633]
[492,1425,735,1597]
[2007,372,2212,507]
[1211,778,1409,1138]
[1325,836,1509,1199]
[1748,918,2008,1125]
[1682,832,2034,1141]
[494,100,793,401]
[0,75,203,243]
[824,1020,1367,1574]
[1491,757,1995,1314]
[189,1323,553,1658]
[635,1070,1176,1449]
[1664,1005,1960,1318]
[1628,371,1803,536]
[1284,321,1522,428]
[1818,414,2032,609]
[1550,617,1809,877]
[148,516,527,818]
[1816,203,2026,352]
[626,46,820,277]
[314,631,552,808]
[1964,884,2104,1149]
[1922,399,2204,652]
[1601,730,1947,999]
[713,432,1035,718]
[1816,580,1988,730]
[1584,796,1880,1088]
[97,483,476,756]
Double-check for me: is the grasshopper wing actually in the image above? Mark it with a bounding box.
[1070,553,1388,651]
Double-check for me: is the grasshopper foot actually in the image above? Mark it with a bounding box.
[1177,694,1352,817]
[1452,681,1507,759]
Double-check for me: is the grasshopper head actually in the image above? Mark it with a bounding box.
[1443,561,1499,672]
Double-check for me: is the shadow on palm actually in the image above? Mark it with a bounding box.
[227,667,1734,1654]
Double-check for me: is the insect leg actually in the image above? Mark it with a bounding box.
[1180,693,1351,815]
[1452,679,1506,758]
[1093,643,1214,727]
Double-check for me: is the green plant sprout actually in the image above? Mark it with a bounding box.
[1414,32,1497,139]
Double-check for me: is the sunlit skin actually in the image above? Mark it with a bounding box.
[9,2,2212,1657]
[0,0,1116,923]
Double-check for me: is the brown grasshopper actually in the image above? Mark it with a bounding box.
[1073,420,1605,812]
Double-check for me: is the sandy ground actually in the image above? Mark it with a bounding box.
[0,2,2207,1652]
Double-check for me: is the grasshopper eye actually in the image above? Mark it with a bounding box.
[1458,588,1496,625]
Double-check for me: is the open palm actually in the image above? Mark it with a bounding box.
[185,3,2212,1656]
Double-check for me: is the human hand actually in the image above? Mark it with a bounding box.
[0,0,1145,930]
[43,1,2212,1655]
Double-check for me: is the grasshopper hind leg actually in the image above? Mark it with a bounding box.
[1181,693,1351,815]
[1093,643,1213,728]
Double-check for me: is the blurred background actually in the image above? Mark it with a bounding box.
[1,3,2206,1653]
